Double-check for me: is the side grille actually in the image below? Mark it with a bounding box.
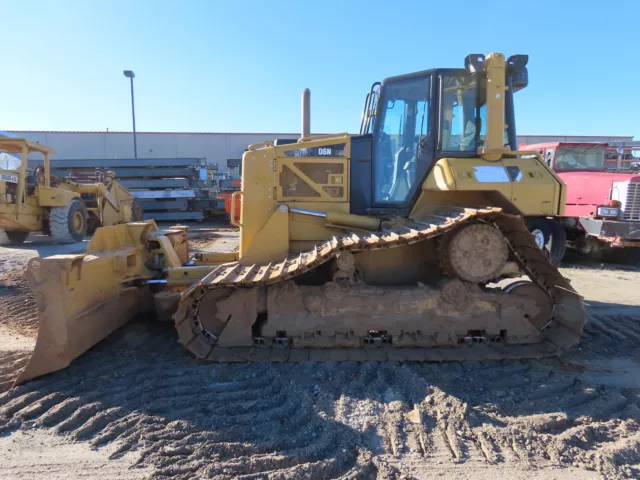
[622,182,640,221]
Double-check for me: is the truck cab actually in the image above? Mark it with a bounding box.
[524,141,640,255]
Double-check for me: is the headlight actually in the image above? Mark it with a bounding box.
[596,206,620,218]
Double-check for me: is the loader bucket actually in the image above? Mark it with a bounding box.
[14,223,156,386]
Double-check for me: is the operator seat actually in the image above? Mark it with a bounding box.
[388,146,412,201]
[25,166,45,196]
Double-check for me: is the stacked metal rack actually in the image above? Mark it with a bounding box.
[28,157,218,221]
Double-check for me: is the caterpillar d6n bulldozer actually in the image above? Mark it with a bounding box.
[14,53,586,386]
[0,137,142,244]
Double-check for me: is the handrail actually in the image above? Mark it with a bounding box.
[230,191,243,227]
[297,133,350,143]
[360,82,381,135]
[247,141,274,151]
[359,92,371,135]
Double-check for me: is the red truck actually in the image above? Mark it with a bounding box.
[523,142,640,263]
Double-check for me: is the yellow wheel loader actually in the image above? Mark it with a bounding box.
[0,138,143,244]
[14,53,586,386]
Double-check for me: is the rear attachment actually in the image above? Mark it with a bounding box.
[174,208,586,362]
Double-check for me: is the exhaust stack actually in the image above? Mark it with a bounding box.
[301,88,310,138]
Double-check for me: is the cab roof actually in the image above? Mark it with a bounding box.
[0,137,55,155]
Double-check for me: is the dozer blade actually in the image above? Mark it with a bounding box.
[14,249,152,386]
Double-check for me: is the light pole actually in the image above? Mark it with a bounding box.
[123,70,137,158]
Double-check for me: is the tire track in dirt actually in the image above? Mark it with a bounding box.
[0,351,30,393]
[0,262,37,394]
[1,320,639,479]
[578,314,640,359]
[0,264,38,337]
[0,324,373,479]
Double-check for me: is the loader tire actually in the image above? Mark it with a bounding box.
[49,199,88,243]
[6,230,29,244]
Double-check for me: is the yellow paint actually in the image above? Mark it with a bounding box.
[417,153,565,216]
[240,206,290,265]
[239,145,278,257]
[239,135,355,258]
[35,186,80,207]
[0,203,41,230]
[194,251,239,264]
[502,156,560,215]
[478,53,512,160]
[1,138,137,236]
[88,221,156,252]
[58,178,136,226]
[325,211,379,230]
[276,157,347,202]
[148,234,183,267]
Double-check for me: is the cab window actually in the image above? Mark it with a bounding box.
[440,75,480,151]
[373,75,431,204]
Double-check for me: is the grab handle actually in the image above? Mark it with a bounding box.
[230,191,243,226]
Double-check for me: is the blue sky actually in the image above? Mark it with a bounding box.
[2,0,638,137]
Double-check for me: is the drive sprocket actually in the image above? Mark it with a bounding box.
[441,223,508,283]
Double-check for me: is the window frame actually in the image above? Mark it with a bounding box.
[437,69,483,154]
[552,145,608,172]
[371,70,436,208]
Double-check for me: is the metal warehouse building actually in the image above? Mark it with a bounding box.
[9,131,636,177]
[10,131,304,176]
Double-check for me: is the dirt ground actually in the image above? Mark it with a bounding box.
[0,224,639,480]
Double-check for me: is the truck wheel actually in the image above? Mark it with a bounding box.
[6,230,29,244]
[546,219,566,265]
[50,199,88,243]
[528,219,551,250]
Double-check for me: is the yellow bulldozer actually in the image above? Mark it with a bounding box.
[14,53,586,386]
[0,137,143,244]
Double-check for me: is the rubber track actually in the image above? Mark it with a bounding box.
[174,207,587,361]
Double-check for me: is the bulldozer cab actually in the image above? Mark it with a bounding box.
[357,54,529,213]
